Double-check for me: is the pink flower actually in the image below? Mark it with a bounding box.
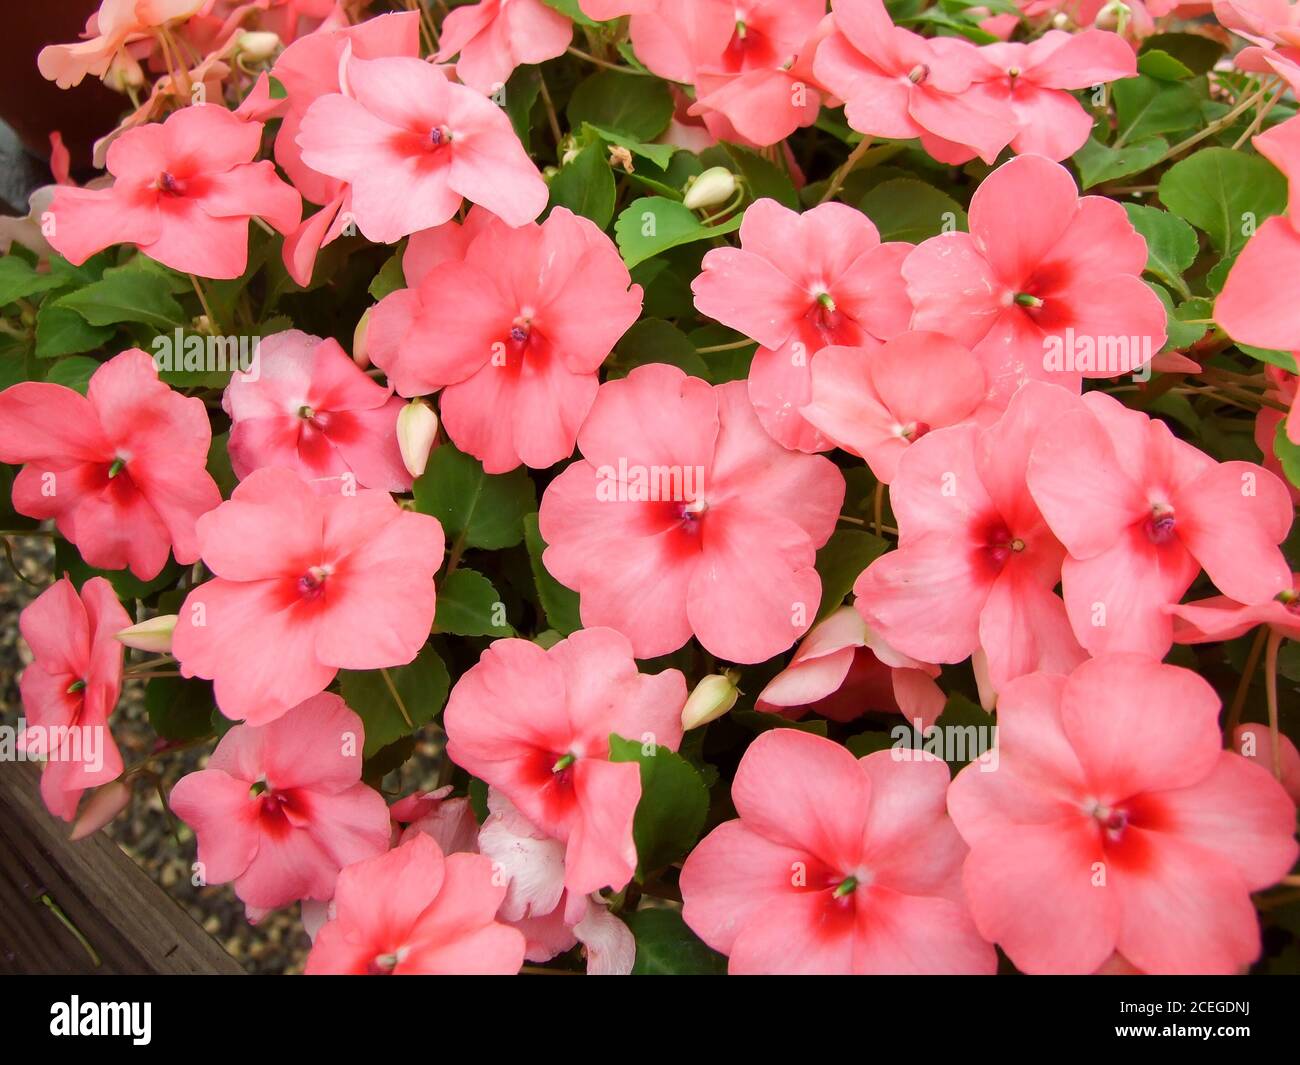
[223,329,411,494]
[392,786,481,855]
[434,0,573,94]
[755,605,946,729]
[948,655,1298,974]
[1026,390,1293,658]
[691,198,912,452]
[1233,725,1300,805]
[19,578,130,822]
[539,364,844,661]
[305,832,526,974]
[903,154,1166,406]
[963,30,1137,161]
[296,53,548,243]
[169,693,391,912]
[813,0,1018,165]
[800,332,986,482]
[38,0,204,89]
[1170,574,1300,645]
[0,350,221,580]
[477,789,636,974]
[444,628,686,895]
[172,467,444,724]
[854,381,1087,691]
[580,0,657,18]
[680,729,995,974]
[368,207,642,472]
[48,105,301,279]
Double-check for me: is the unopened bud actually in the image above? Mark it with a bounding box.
[70,779,132,841]
[237,30,282,63]
[353,306,372,369]
[115,614,177,654]
[397,399,438,478]
[683,166,738,211]
[104,53,145,93]
[682,669,741,730]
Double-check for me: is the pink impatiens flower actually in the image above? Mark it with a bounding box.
[1026,390,1294,658]
[813,0,1018,165]
[305,832,526,974]
[19,577,130,822]
[680,728,996,975]
[1170,573,1300,646]
[172,467,444,724]
[223,329,411,494]
[296,53,548,243]
[948,655,1299,974]
[368,206,642,472]
[443,627,687,895]
[854,381,1087,691]
[0,349,222,580]
[48,105,301,279]
[538,364,844,661]
[800,332,987,482]
[691,198,912,452]
[37,0,205,89]
[169,693,391,912]
[903,154,1167,406]
[434,0,573,94]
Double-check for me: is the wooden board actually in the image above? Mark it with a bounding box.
[0,760,243,974]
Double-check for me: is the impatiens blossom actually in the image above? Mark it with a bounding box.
[680,729,995,975]
[800,332,987,482]
[19,578,130,822]
[223,329,411,493]
[903,154,1166,406]
[0,349,221,580]
[856,381,1087,691]
[539,364,844,661]
[38,0,205,89]
[296,53,548,243]
[169,693,390,912]
[948,655,1299,974]
[434,0,572,94]
[368,206,642,472]
[692,198,911,452]
[755,605,946,729]
[814,0,1018,165]
[477,789,636,975]
[48,104,301,279]
[305,833,526,974]
[392,786,480,855]
[444,627,686,895]
[1026,390,1293,657]
[1170,573,1300,644]
[172,467,444,724]
[1233,725,1300,804]
[963,30,1137,161]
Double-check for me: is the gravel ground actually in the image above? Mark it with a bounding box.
[1,536,313,973]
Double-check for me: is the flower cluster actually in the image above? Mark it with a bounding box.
[4,0,1299,976]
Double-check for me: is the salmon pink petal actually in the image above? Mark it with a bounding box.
[1216,216,1300,349]
[565,758,641,895]
[168,770,261,882]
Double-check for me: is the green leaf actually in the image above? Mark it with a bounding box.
[43,355,100,393]
[0,256,65,306]
[1114,76,1202,143]
[608,734,709,877]
[1149,282,1207,350]
[413,444,537,551]
[1140,32,1226,76]
[52,268,186,330]
[1073,135,1167,189]
[719,143,798,209]
[434,567,514,637]
[586,123,676,171]
[339,645,451,758]
[1158,147,1288,256]
[548,142,617,228]
[625,909,727,975]
[1123,204,1198,296]
[145,676,216,742]
[1274,418,1300,490]
[614,197,743,269]
[1136,49,1194,81]
[859,177,967,243]
[1239,343,1300,373]
[611,318,709,378]
[368,250,406,300]
[503,65,542,143]
[523,512,582,635]
[34,302,114,358]
[815,528,890,620]
[567,70,673,142]
[541,0,599,24]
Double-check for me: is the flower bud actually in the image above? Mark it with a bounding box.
[115,614,177,654]
[397,399,438,478]
[353,306,372,369]
[682,669,741,730]
[237,30,282,63]
[70,779,132,841]
[683,166,738,211]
